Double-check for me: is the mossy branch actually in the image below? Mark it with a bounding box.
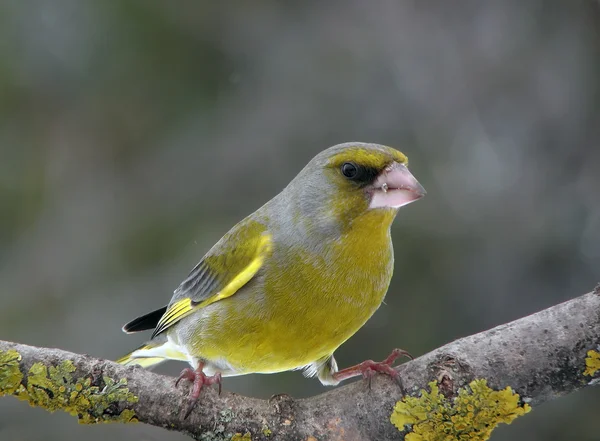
[2,289,600,440]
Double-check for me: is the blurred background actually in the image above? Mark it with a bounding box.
[1,1,599,440]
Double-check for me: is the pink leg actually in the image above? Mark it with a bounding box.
[175,362,222,418]
[332,348,413,386]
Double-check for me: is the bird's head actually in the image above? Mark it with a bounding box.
[322,143,425,211]
[280,142,426,236]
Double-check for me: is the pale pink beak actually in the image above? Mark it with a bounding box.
[369,163,426,209]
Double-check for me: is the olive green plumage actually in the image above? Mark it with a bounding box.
[118,142,425,386]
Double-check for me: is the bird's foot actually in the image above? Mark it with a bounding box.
[175,364,222,418]
[332,348,413,388]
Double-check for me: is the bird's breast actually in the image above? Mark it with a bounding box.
[262,214,395,356]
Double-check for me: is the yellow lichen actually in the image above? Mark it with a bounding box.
[584,350,600,377]
[0,350,138,424]
[230,432,252,441]
[261,424,272,437]
[390,379,531,441]
[0,350,24,395]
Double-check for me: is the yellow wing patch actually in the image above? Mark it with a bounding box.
[152,233,272,337]
[196,233,272,308]
[152,298,194,337]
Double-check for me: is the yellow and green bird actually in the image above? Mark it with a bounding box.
[118,142,425,416]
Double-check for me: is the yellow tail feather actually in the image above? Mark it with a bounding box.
[116,345,166,368]
[117,340,188,368]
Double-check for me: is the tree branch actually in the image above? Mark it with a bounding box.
[2,290,600,440]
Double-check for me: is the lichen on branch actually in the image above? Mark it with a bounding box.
[0,349,138,424]
[0,349,23,394]
[391,379,531,441]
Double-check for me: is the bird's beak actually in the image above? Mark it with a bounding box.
[369,163,426,209]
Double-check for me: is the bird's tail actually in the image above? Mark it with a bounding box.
[116,342,167,369]
[117,336,189,368]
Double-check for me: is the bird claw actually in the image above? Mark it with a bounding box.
[363,368,376,390]
[210,372,222,396]
[332,347,412,389]
[175,368,196,387]
[175,365,222,419]
[385,348,414,364]
[361,352,408,394]
[184,398,197,420]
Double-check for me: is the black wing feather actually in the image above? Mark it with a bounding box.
[122,306,168,334]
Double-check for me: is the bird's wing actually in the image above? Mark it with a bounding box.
[122,306,168,333]
[151,219,272,338]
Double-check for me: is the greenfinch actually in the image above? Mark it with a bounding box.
[118,142,425,416]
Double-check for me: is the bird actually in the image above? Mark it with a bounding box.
[117,142,426,417]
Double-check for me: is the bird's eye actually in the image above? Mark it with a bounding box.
[341,162,358,178]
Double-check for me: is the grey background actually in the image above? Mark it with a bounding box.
[1,1,599,440]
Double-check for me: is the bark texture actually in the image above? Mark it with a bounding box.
[1,290,600,440]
